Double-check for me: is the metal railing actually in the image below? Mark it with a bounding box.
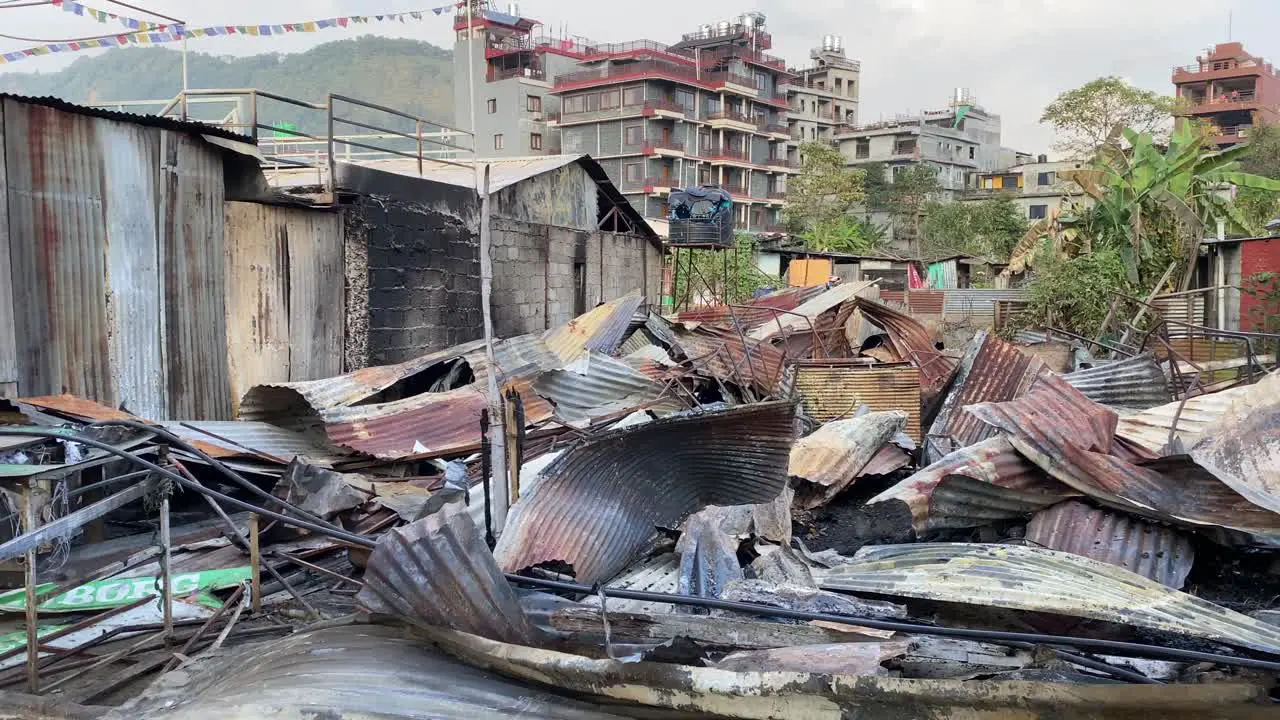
[642,140,685,154]
[708,110,753,124]
[98,88,474,198]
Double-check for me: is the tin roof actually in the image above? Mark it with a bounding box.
[0,93,253,144]
[822,543,1280,655]
[495,400,796,583]
[790,411,907,509]
[1188,370,1280,514]
[1061,354,1172,412]
[1115,385,1251,453]
[542,291,645,364]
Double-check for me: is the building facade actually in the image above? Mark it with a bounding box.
[453,4,856,236]
[1172,42,1280,147]
[963,159,1091,221]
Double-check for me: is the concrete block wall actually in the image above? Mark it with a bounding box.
[490,217,551,336]
[354,197,483,365]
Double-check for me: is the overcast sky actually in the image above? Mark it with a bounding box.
[0,0,1272,152]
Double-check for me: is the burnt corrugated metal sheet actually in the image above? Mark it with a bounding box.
[163,420,351,467]
[925,331,1048,463]
[1115,385,1251,454]
[223,202,345,415]
[858,444,911,477]
[495,400,796,583]
[359,499,537,644]
[542,291,644,363]
[678,285,827,330]
[1061,354,1171,411]
[670,323,787,396]
[790,411,907,509]
[823,543,1280,654]
[533,351,685,427]
[240,340,487,421]
[747,280,881,342]
[967,378,1280,544]
[905,290,944,315]
[159,130,232,419]
[793,362,922,440]
[1189,370,1280,514]
[1025,501,1194,588]
[869,436,1071,532]
[852,298,958,402]
[323,335,559,459]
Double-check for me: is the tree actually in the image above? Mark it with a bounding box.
[670,234,777,309]
[921,197,1027,259]
[1041,76,1180,159]
[784,142,866,249]
[1237,124,1280,230]
[879,164,941,256]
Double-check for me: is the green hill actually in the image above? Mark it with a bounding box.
[0,36,455,132]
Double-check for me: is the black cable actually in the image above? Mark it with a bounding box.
[84,420,350,536]
[0,428,376,549]
[503,573,1280,673]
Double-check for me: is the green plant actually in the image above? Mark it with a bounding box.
[784,142,866,242]
[1040,76,1181,159]
[1022,246,1130,337]
[800,215,888,254]
[670,233,777,308]
[921,196,1027,260]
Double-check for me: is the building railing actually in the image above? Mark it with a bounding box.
[643,139,685,153]
[1173,59,1273,75]
[95,88,475,198]
[698,45,787,71]
[680,26,772,49]
[554,59,700,88]
[705,70,759,89]
[834,123,857,135]
[488,65,545,82]
[1186,90,1257,106]
[644,99,688,115]
[766,190,787,200]
[708,110,753,124]
[762,158,789,168]
[643,175,676,190]
[1213,124,1253,138]
[757,120,789,134]
[701,145,751,162]
[722,182,749,196]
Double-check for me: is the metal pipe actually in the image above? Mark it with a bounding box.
[271,552,363,588]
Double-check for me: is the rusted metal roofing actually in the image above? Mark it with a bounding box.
[924,331,1048,463]
[868,437,1073,532]
[239,340,487,421]
[669,323,787,396]
[542,291,645,364]
[822,543,1280,654]
[1189,370,1280,514]
[793,362,922,441]
[495,401,796,583]
[851,298,958,403]
[858,444,912,477]
[1,93,252,143]
[533,352,685,427]
[359,499,537,644]
[1061,354,1171,411]
[1115,385,1251,454]
[905,290,944,315]
[790,411,907,509]
[163,421,350,467]
[322,336,559,460]
[966,378,1280,544]
[1025,500,1195,589]
[747,280,881,342]
[677,285,825,330]
[18,394,137,421]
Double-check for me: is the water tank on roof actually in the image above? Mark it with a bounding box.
[822,34,834,51]
[508,2,519,16]
[1038,154,1048,163]
[832,35,843,52]
[716,20,732,35]
[698,24,712,38]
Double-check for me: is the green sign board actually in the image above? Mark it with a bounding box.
[272,121,299,139]
[0,567,251,614]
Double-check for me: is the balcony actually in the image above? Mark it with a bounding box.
[766,190,787,204]
[757,119,790,137]
[487,65,545,82]
[1211,124,1254,145]
[721,182,749,197]
[680,26,772,50]
[701,144,751,164]
[1182,90,1259,114]
[705,70,760,95]
[763,157,790,170]
[707,110,755,131]
[554,59,702,92]
[642,139,685,157]
[643,176,676,193]
[642,99,688,118]
[698,45,787,72]
[1173,59,1276,82]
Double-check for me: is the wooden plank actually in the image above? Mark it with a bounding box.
[0,481,153,563]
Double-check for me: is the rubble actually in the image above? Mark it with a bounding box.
[2,282,1279,716]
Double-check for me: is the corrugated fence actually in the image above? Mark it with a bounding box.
[0,96,344,419]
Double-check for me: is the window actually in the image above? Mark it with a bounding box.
[564,94,587,114]
[969,146,975,159]
[624,162,643,183]
[600,90,620,109]
[855,139,870,159]
[493,134,504,150]
[754,72,769,91]
[1029,204,1048,220]
[1038,171,1056,186]
[623,86,644,106]
[486,98,497,114]
[527,95,541,112]
[530,133,543,150]
[624,125,642,146]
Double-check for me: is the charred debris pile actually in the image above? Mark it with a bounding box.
[2,282,1280,717]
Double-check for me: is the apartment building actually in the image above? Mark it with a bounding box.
[963,158,1091,221]
[1173,42,1280,147]
[786,36,861,158]
[834,91,1005,199]
[453,4,843,236]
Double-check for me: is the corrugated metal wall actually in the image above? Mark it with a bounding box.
[224,202,344,413]
[0,97,344,419]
